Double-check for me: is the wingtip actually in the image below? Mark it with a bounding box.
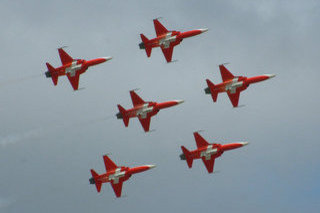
[130,88,140,92]
[194,130,204,134]
[219,62,230,67]
[57,45,68,50]
[154,17,163,21]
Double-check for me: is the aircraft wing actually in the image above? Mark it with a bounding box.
[66,72,80,91]
[201,156,215,173]
[130,90,145,106]
[194,132,209,148]
[111,181,123,198]
[227,90,241,107]
[219,65,234,82]
[58,48,73,65]
[138,116,151,132]
[161,45,174,63]
[103,155,118,172]
[153,19,168,36]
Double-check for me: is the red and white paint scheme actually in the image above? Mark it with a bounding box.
[205,64,276,107]
[180,132,248,173]
[139,18,208,62]
[89,155,155,197]
[45,48,112,90]
[116,90,184,132]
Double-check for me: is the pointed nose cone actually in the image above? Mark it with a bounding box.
[129,165,156,174]
[239,141,249,146]
[221,142,249,151]
[146,165,156,169]
[156,100,184,109]
[175,100,185,105]
[246,74,275,84]
[199,28,208,33]
[102,56,113,61]
[264,74,276,79]
[86,57,112,67]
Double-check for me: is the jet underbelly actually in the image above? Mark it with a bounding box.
[136,104,154,118]
[200,145,218,160]
[159,32,177,49]
[226,78,243,94]
[108,168,126,184]
[65,61,82,77]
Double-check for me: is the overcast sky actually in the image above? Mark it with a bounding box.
[0,0,319,212]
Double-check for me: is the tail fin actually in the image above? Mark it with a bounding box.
[90,169,102,193]
[181,146,193,168]
[206,79,218,102]
[46,62,59,85]
[140,34,152,57]
[117,104,130,127]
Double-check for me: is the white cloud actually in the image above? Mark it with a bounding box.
[0,129,41,147]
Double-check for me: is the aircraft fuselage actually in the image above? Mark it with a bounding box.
[141,29,207,50]
[119,100,184,120]
[180,142,248,161]
[89,165,155,185]
[45,58,109,78]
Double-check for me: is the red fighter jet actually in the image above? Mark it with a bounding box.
[139,18,208,62]
[180,132,248,173]
[116,90,184,132]
[89,155,155,197]
[45,48,112,90]
[205,64,276,107]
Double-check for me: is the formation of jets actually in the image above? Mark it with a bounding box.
[43,18,275,197]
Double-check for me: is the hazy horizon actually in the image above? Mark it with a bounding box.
[0,1,319,212]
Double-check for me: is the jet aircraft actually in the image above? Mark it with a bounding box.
[180,132,248,173]
[139,18,208,62]
[89,155,155,197]
[205,64,275,107]
[116,90,184,132]
[45,48,112,90]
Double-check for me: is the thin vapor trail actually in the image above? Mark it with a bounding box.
[0,74,44,88]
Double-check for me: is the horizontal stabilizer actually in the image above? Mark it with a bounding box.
[181,146,193,168]
[117,104,129,127]
[46,62,59,85]
[140,34,152,57]
[90,169,102,192]
[206,79,218,102]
